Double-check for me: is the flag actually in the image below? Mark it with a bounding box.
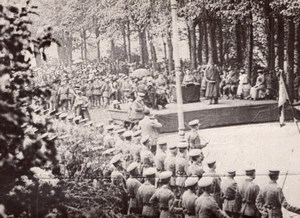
[278,73,288,127]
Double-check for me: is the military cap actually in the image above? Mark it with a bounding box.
[79,118,89,123]
[42,109,49,115]
[59,113,68,119]
[168,144,177,150]
[127,162,139,172]
[49,110,56,116]
[74,116,81,122]
[34,107,41,113]
[157,139,167,146]
[144,167,156,177]
[257,69,263,73]
[207,159,216,166]
[198,176,213,187]
[116,128,126,134]
[245,168,256,175]
[188,119,200,126]
[55,111,62,117]
[103,148,115,155]
[185,177,199,187]
[189,149,202,157]
[141,135,150,144]
[133,130,142,137]
[106,125,114,131]
[95,122,104,128]
[159,171,173,180]
[67,114,75,120]
[227,169,236,175]
[269,170,280,176]
[137,92,145,97]
[110,154,122,165]
[178,142,188,149]
[24,126,38,135]
[123,131,133,138]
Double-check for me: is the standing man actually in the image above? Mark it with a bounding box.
[205,60,221,104]
[256,170,300,218]
[126,162,142,215]
[195,176,229,218]
[186,119,209,150]
[155,139,168,173]
[188,149,205,178]
[182,177,199,218]
[129,92,147,124]
[140,135,155,174]
[136,167,159,218]
[164,144,177,191]
[207,159,222,209]
[236,168,260,218]
[221,170,239,218]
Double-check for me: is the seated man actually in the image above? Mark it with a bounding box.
[250,70,266,100]
[237,69,251,99]
[223,70,239,99]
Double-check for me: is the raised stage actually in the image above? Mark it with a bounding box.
[108,99,295,133]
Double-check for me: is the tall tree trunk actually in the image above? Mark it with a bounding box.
[67,32,72,66]
[142,29,149,66]
[162,35,167,69]
[277,14,285,70]
[198,21,203,65]
[208,19,218,64]
[190,21,197,70]
[296,20,300,76]
[265,0,275,72]
[236,20,243,67]
[126,20,131,62]
[122,23,127,62]
[110,39,115,63]
[187,25,192,63]
[148,31,158,71]
[82,29,88,63]
[95,27,100,63]
[287,17,295,101]
[204,21,209,63]
[138,28,148,67]
[247,12,254,85]
[218,20,224,67]
[167,32,174,71]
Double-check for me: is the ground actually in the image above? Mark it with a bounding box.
[90,107,300,218]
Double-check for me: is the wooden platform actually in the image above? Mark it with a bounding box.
[108,99,293,133]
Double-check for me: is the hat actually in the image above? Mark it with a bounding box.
[178,142,188,149]
[74,116,81,122]
[198,176,213,187]
[49,110,56,116]
[127,162,139,172]
[227,169,236,175]
[133,130,142,137]
[159,171,173,180]
[137,92,145,97]
[157,139,167,146]
[144,167,156,177]
[185,177,199,187]
[123,131,133,138]
[189,149,202,157]
[110,154,122,165]
[79,118,89,123]
[141,135,150,145]
[59,113,68,119]
[269,170,280,176]
[168,144,177,150]
[106,125,114,131]
[55,112,62,117]
[34,107,41,113]
[39,133,48,140]
[245,168,256,175]
[116,128,126,134]
[207,159,216,166]
[95,122,104,128]
[67,114,75,120]
[188,119,200,126]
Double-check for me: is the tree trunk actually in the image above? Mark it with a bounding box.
[126,21,131,62]
[265,0,275,72]
[296,20,300,76]
[204,21,209,63]
[66,32,72,66]
[110,39,115,63]
[190,21,197,70]
[82,29,88,63]
[122,23,127,62]
[277,14,285,70]
[218,20,224,67]
[95,27,100,63]
[187,25,192,63]
[148,31,158,71]
[198,21,203,65]
[207,19,218,64]
[287,17,295,101]
[247,12,254,85]
[167,32,174,72]
[138,28,148,67]
[236,20,243,67]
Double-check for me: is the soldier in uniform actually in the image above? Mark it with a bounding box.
[236,168,260,218]
[164,144,177,190]
[256,170,300,218]
[103,125,115,149]
[188,149,205,178]
[132,130,143,163]
[175,142,189,196]
[221,170,239,218]
[126,162,142,215]
[207,159,222,209]
[155,140,168,173]
[149,171,182,218]
[129,92,147,124]
[140,135,155,174]
[195,176,229,218]
[186,119,209,150]
[114,128,126,153]
[136,167,159,218]
[182,177,199,218]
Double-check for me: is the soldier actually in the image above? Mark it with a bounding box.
[129,92,146,124]
[137,167,159,218]
[176,142,189,195]
[164,144,177,190]
[149,171,182,218]
[195,176,229,218]
[132,130,143,163]
[103,125,115,149]
[221,170,239,218]
[256,170,300,218]
[114,128,126,153]
[188,149,205,178]
[207,159,222,209]
[186,119,209,150]
[155,139,168,173]
[123,131,134,169]
[182,177,199,218]
[126,162,142,215]
[236,168,260,218]
[140,135,155,173]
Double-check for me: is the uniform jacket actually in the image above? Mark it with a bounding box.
[137,181,159,217]
[186,130,206,150]
[129,99,145,121]
[126,177,142,209]
[221,177,239,213]
[188,162,204,177]
[155,150,167,172]
[164,154,177,186]
[182,189,197,217]
[139,116,162,144]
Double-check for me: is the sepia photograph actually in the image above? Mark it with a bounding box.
[0,0,300,217]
